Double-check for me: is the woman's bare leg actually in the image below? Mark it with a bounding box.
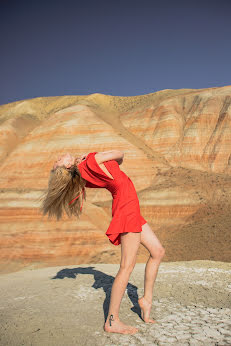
[138,222,165,323]
[104,231,141,334]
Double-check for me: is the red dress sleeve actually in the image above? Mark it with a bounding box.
[77,152,110,188]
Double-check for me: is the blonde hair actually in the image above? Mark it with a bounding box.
[39,163,87,221]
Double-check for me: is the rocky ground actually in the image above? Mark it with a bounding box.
[0,260,230,346]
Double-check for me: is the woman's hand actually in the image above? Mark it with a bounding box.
[75,153,88,166]
[117,157,123,165]
[80,153,88,161]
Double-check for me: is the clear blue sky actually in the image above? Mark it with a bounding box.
[0,0,230,106]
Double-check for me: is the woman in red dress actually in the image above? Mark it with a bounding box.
[40,150,165,335]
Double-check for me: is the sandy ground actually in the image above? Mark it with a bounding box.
[0,260,230,346]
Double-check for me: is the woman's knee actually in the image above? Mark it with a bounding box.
[150,246,165,260]
[141,223,165,260]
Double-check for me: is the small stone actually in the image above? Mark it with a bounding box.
[189,340,203,346]
[223,336,231,344]
[192,333,211,342]
[216,326,231,334]
[217,322,227,328]
[158,335,175,342]
[202,326,222,338]
[176,333,192,340]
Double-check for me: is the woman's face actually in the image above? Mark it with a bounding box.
[53,153,75,170]
[53,153,86,170]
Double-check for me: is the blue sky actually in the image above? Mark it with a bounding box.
[0,0,230,106]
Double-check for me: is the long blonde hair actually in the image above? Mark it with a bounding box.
[39,162,87,221]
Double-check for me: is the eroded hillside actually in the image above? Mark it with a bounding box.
[0,86,230,274]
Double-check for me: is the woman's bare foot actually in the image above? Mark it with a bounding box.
[138,297,157,323]
[104,314,139,334]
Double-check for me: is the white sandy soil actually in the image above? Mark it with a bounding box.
[0,260,230,346]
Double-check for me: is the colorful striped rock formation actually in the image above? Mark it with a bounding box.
[0,86,230,274]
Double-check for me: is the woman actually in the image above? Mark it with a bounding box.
[40,150,165,335]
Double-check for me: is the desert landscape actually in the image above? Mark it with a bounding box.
[0,86,230,345]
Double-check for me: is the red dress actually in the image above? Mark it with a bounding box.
[77,152,147,246]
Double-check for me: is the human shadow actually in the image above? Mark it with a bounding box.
[51,266,142,322]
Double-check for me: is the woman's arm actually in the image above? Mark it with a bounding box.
[95,150,124,165]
